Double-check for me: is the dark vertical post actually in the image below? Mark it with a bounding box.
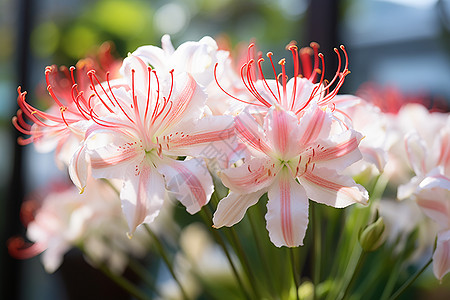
[2,0,33,299]
[306,0,340,82]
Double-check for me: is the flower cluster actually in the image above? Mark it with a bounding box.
[10,35,450,298]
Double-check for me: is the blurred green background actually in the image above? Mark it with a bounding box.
[1,0,450,299]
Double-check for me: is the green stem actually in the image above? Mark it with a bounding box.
[248,210,277,298]
[340,250,367,300]
[229,227,261,300]
[97,263,152,300]
[127,258,160,297]
[379,251,407,300]
[290,248,300,300]
[143,224,190,300]
[312,203,321,300]
[389,257,433,300]
[199,208,252,300]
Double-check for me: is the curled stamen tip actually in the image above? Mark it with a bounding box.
[257,57,264,63]
[248,43,255,49]
[266,51,273,57]
[334,48,339,53]
[278,58,286,65]
[286,40,298,50]
[169,69,174,73]
[300,47,313,55]
[69,66,75,71]
[340,45,346,50]
[79,186,85,194]
[87,70,95,76]
[318,53,324,58]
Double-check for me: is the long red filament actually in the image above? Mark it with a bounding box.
[213,63,264,106]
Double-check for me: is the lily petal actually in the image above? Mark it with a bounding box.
[299,166,369,208]
[311,129,364,171]
[264,107,302,158]
[235,110,272,155]
[69,143,89,193]
[130,43,168,71]
[158,158,213,214]
[121,164,166,234]
[297,106,332,146]
[415,171,450,228]
[87,130,144,180]
[405,132,428,176]
[165,115,236,159]
[172,36,218,87]
[155,73,207,135]
[266,169,309,247]
[220,157,277,194]
[433,229,450,280]
[213,190,265,228]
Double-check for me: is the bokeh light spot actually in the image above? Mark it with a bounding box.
[30,22,60,57]
[154,3,190,35]
[62,25,99,59]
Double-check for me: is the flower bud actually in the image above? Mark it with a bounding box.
[359,217,386,252]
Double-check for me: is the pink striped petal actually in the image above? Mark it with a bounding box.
[220,157,277,194]
[213,190,265,228]
[164,115,236,159]
[266,169,309,247]
[157,158,213,214]
[235,111,272,155]
[121,164,166,234]
[155,73,206,135]
[87,132,144,180]
[299,166,368,208]
[310,130,364,171]
[264,107,303,158]
[433,229,450,280]
[297,106,332,146]
[416,172,450,228]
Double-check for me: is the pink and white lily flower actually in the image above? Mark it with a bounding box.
[213,104,368,247]
[399,121,450,280]
[74,54,235,234]
[12,47,122,168]
[130,34,219,88]
[215,42,360,121]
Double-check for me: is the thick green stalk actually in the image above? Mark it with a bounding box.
[312,203,321,300]
[389,257,433,300]
[248,209,277,298]
[290,248,300,300]
[143,224,190,300]
[228,227,261,300]
[97,263,153,300]
[127,258,160,297]
[339,249,367,300]
[199,208,252,300]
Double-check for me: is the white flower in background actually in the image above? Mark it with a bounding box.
[8,178,154,273]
